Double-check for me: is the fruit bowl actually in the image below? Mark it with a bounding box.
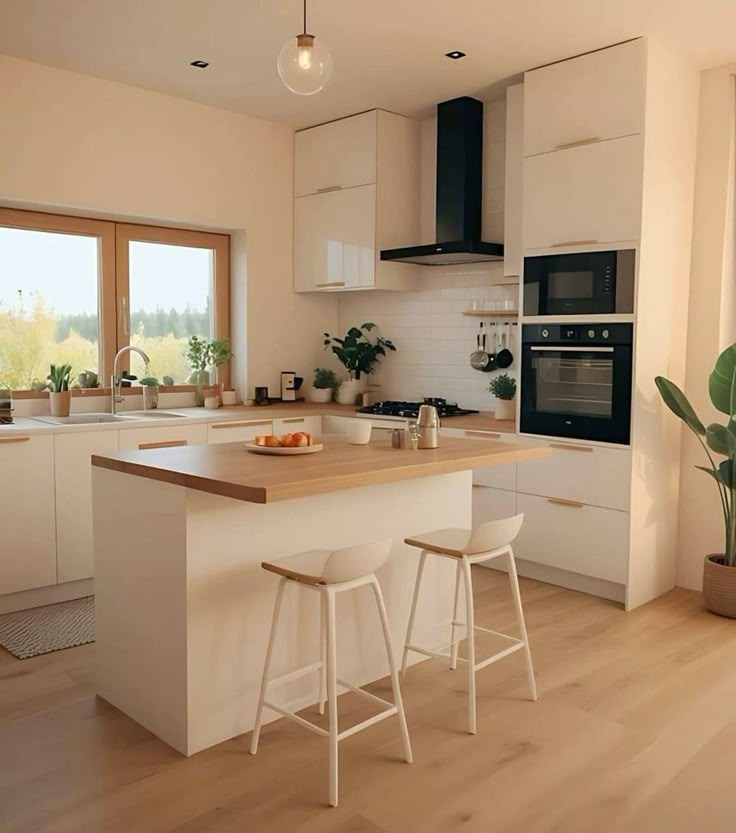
[244,442,324,456]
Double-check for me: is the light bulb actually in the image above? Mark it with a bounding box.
[277,32,333,96]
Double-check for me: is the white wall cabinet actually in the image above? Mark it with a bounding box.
[208,419,273,444]
[504,83,524,277]
[118,423,208,451]
[294,111,377,197]
[0,436,57,594]
[523,134,643,250]
[55,429,119,584]
[294,110,420,292]
[523,39,646,157]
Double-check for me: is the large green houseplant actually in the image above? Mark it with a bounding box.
[656,343,736,617]
[323,323,396,404]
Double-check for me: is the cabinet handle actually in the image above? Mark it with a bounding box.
[549,442,594,453]
[316,282,346,288]
[211,419,271,429]
[138,440,188,450]
[316,185,343,193]
[281,417,305,424]
[549,240,600,248]
[547,497,585,508]
[464,430,502,439]
[0,436,30,444]
[554,137,601,150]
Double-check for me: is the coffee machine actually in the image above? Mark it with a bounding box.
[280,371,297,402]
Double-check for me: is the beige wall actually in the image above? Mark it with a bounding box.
[677,64,736,589]
[0,55,338,397]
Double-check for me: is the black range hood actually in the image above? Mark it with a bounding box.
[381,96,504,267]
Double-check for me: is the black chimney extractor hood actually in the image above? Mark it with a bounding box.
[380,96,504,266]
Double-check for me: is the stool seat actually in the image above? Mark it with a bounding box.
[262,550,337,585]
[404,528,473,558]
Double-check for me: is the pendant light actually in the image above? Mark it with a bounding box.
[277,0,333,95]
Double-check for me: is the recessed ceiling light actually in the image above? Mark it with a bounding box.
[190,60,209,69]
[445,51,466,60]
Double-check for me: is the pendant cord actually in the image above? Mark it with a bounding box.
[303,0,307,34]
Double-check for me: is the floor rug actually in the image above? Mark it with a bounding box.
[0,596,95,659]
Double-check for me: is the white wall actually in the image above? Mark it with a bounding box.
[0,56,338,398]
[677,64,736,589]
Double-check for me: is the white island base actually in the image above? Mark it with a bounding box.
[92,467,470,755]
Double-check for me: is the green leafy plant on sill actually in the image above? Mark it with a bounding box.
[46,363,73,393]
[139,377,160,386]
[323,323,396,380]
[656,343,736,567]
[489,373,516,401]
[185,336,233,385]
[313,368,338,390]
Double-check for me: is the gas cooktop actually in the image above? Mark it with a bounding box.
[356,398,479,419]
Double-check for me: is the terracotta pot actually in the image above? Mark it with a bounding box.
[49,390,71,418]
[702,554,736,618]
[494,398,516,421]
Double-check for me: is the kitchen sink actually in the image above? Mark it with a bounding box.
[36,413,137,425]
[125,411,184,419]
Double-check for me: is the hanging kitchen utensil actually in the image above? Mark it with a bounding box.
[484,323,498,371]
[496,322,514,369]
[470,323,490,371]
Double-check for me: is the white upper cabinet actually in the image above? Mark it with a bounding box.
[294,110,420,292]
[523,39,646,157]
[294,111,377,197]
[523,134,643,250]
[503,83,524,276]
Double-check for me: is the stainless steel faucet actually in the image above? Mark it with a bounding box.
[111,346,151,415]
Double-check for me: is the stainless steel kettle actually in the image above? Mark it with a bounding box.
[416,404,440,449]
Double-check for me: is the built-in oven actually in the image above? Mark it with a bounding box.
[523,249,635,316]
[520,323,633,445]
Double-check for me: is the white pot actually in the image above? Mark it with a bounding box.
[336,378,365,406]
[309,387,333,403]
[494,398,516,421]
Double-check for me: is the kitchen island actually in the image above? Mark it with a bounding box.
[92,435,548,755]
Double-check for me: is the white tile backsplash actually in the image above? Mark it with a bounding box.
[338,263,520,412]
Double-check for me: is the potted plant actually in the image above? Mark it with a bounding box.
[77,370,99,389]
[140,376,160,410]
[185,336,233,406]
[323,323,396,405]
[489,373,516,421]
[209,338,233,404]
[656,344,736,617]
[47,363,73,417]
[310,368,338,403]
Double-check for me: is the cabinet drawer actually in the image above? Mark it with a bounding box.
[516,439,630,510]
[524,40,645,157]
[0,435,57,594]
[118,423,208,451]
[295,111,377,197]
[472,485,516,526]
[515,493,629,583]
[523,134,643,250]
[208,419,273,444]
[272,416,322,437]
[442,427,517,491]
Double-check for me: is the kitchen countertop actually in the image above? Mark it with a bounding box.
[0,402,516,436]
[92,434,547,504]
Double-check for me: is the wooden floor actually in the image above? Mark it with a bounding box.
[2,569,736,833]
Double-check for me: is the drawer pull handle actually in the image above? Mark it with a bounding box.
[281,417,305,424]
[138,440,188,450]
[549,442,594,453]
[464,430,502,439]
[316,185,343,193]
[554,137,601,150]
[316,281,346,288]
[549,240,599,248]
[547,497,585,508]
[211,419,272,429]
[0,436,31,444]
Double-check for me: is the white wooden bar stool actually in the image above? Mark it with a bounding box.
[401,514,536,735]
[250,539,412,808]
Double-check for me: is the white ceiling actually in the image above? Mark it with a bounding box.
[1,0,735,129]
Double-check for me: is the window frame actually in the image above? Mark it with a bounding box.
[0,209,230,392]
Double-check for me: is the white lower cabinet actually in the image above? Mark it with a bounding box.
[0,435,57,594]
[515,492,629,584]
[55,429,119,583]
[208,419,273,444]
[118,423,208,451]
[272,416,322,437]
[442,427,518,492]
[472,485,517,526]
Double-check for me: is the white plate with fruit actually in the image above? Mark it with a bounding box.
[245,431,323,455]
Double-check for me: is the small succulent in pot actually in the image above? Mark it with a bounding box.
[310,368,338,403]
[77,370,99,389]
[139,377,160,410]
[489,373,516,421]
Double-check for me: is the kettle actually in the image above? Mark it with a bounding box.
[416,404,440,449]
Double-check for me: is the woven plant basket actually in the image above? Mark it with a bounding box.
[703,554,736,618]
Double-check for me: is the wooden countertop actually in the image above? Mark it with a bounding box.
[92,435,548,504]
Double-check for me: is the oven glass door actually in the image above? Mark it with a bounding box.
[521,344,632,444]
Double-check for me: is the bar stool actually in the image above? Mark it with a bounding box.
[401,514,536,735]
[249,539,412,808]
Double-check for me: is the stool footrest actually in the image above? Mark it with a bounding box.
[473,640,525,672]
[266,661,322,688]
[336,677,396,711]
[262,700,329,738]
[405,643,468,663]
[338,706,399,741]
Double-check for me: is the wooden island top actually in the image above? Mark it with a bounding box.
[92,435,549,504]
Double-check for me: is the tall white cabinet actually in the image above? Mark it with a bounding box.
[293,109,421,292]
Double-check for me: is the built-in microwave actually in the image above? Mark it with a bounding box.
[523,249,635,316]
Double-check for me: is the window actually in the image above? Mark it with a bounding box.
[0,210,230,391]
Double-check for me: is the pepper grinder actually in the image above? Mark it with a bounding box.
[416,404,440,449]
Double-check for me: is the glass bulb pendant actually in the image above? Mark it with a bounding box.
[277,32,333,95]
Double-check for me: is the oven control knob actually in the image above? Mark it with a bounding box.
[541,328,549,338]
[588,329,595,339]
[602,329,610,339]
